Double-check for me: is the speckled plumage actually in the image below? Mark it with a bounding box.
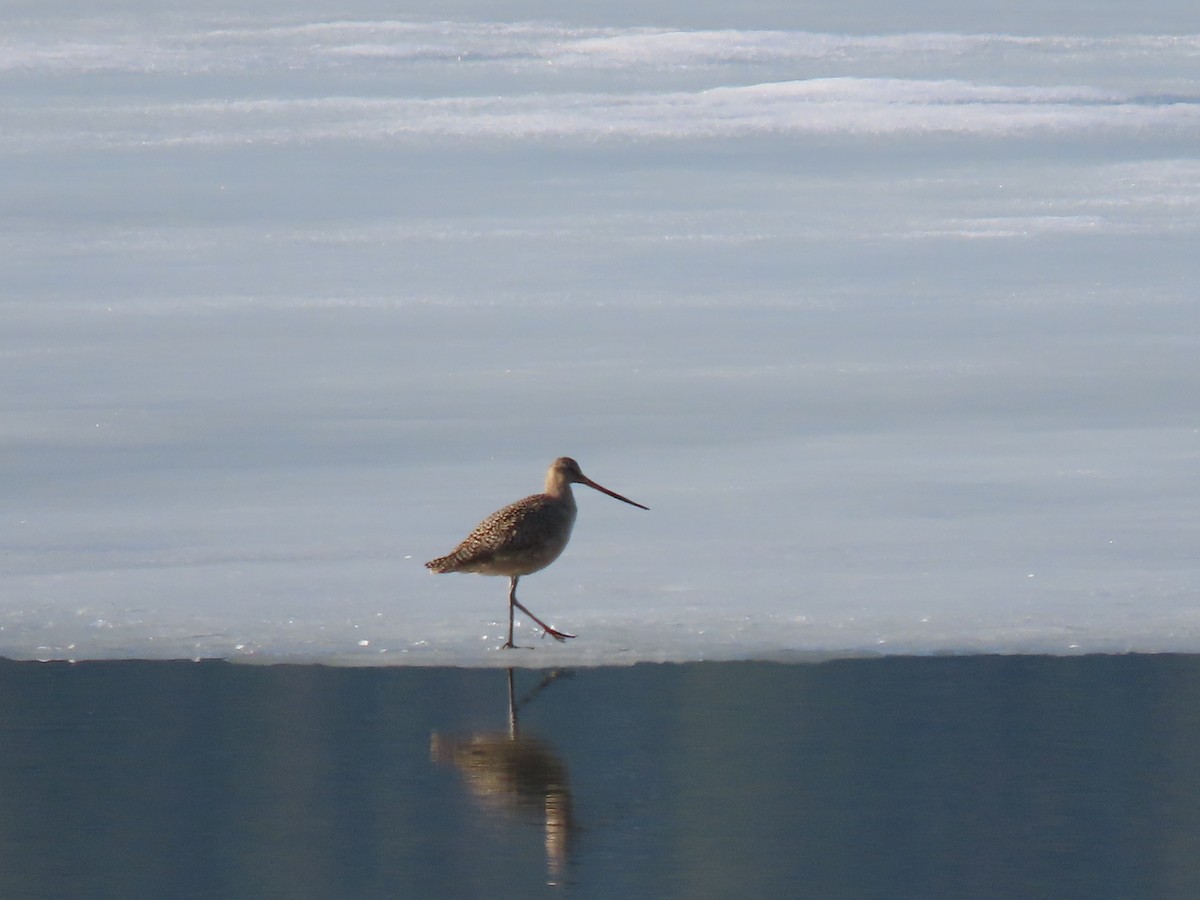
[425,491,577,577]
[425,457,648,648]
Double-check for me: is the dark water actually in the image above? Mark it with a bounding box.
[1,655,1198,899]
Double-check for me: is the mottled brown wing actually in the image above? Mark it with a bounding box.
[427,493,560,572]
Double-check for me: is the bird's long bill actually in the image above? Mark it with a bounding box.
[581,476,650,510]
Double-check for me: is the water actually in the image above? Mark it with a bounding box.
[1,656,1197,898]
[3,3,1197,895]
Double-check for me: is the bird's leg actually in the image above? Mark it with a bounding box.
[502,576,575,645]
[503,576,518,649]
[512,598,576,642]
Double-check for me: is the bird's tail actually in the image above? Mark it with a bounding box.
[425,555,457,573]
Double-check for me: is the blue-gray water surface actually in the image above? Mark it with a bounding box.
[0,655,1197,898]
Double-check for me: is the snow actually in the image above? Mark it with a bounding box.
[1,1,1198,664]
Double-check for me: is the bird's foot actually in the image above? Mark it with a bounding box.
[512,600,576,644]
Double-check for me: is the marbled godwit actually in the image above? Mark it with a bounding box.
[425,457,648,648]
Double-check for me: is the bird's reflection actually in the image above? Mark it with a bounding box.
[431,669,574,884]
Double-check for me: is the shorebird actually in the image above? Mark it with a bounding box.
[425,457,648,648]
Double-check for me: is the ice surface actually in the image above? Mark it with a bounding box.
[1,1,1198,664]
